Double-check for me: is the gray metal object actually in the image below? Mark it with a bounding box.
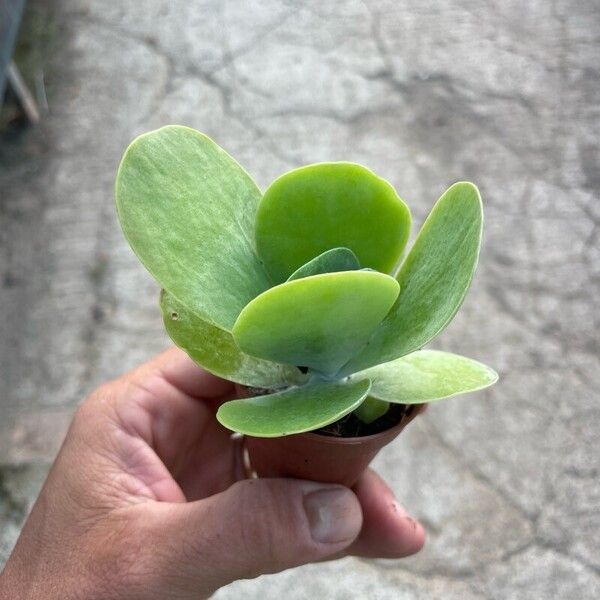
[0,0,26,100]
[5,60,39,122]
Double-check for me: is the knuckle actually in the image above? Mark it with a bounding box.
[73,380,119,426]
[239,485,279,565]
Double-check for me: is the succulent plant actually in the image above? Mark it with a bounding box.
[116,125,497,437]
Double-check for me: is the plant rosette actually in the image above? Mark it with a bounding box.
[116,125,498,486]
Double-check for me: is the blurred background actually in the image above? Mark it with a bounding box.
[0,1,598,598]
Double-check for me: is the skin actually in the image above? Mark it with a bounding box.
[0,348,425,600]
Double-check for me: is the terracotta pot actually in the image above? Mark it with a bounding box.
[244,404,422,487]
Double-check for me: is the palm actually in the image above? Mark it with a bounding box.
[91,348,424,558]
[102,351,240,505]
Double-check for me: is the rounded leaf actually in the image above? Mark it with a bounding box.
[256,163,412,283]
[232,271,400,375]
[116,125,270,331]
[161,291,305,389]
[342,182,483,375]
[217,379,371,437]
[353,396,390,424]
[354,350,498,404]
[286,247,360,281]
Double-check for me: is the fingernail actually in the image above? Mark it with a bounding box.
[303,487,361,544]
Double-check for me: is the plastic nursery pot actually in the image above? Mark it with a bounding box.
[243,404,423,488]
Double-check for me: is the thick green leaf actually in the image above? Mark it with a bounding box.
[341,182,483,375]
[217,379,371,437]
[354,350,498,404]
[160,291,305,389]
[286,247,360,281]
[353,396,390,424]
[116,125,270,331]
[256,163,412,283]
[233,270,400,375]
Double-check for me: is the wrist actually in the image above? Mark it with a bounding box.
[1,558,109,600]
[1,537,99,600]
[0,556,45,600]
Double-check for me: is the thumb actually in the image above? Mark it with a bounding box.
[145,479,362,597]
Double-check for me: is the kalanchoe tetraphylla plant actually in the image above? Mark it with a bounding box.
[116,125,497,444]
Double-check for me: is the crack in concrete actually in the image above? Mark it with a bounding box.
[421,418,540,524]
[533,539,600,578]
[210,2,300,75]
[3,2,598,595]
[421,417,600,579]
[66,12,175,129]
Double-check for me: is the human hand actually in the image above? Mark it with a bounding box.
[0,348,425,599]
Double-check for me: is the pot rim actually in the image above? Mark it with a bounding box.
[247,403,424,446]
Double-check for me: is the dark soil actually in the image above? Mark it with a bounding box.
[317,403,418,438]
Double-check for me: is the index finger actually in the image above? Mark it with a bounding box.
[350,468,425,558]
[134,346,236,401]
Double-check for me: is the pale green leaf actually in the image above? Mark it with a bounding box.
[217,379,371,437]
[256,163,411,283]
[353,396,390,424]
[232,271,400,374]
[286,247,360,281]
[354,350,498,404]
[160,291,304,389]
[116,125,270,331]
[342,182,483,375]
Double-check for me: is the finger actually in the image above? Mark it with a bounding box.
[135,346,235,401]
[349,469,425,558]
[143,479,363,596]
[105,348,238,495]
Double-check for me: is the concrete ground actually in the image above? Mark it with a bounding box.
[1,0,598,597]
